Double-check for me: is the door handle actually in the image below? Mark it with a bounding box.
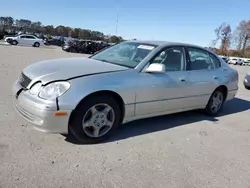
[213,76,218,79]
[179,77,186,82]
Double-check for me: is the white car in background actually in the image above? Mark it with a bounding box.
[4,34,44,47]
[242,59,250,66]
[237,59,245,66]
[228,58,239,65]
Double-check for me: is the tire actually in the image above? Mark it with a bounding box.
[6,38,12,43]
[69,95,122,144]
[205,88,225,116]
[245,85,250,90]
[34,42,40,47]
[11,40,18,45]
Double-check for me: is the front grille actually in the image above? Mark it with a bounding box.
[19,72,32,89]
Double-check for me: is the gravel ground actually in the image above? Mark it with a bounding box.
[0,44,250,188]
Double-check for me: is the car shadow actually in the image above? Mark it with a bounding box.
[0,41,52,49]
[0,42,10,46]
[64,97,250,145]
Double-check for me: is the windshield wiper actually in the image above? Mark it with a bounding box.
[98,59,110,63]
[94,58,133,68]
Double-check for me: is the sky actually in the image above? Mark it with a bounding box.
[1,0,249,46]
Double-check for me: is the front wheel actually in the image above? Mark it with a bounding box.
[245,85,250,90]
[6,38,12,43]
[205,89,225,116]
[11,40,18,45]
[69,95,121,144]
[34,42,40,47]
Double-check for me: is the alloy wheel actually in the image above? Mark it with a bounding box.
[82,103,115,138]
[210,91,223,113]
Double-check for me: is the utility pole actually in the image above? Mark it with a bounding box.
[115,1,119,36]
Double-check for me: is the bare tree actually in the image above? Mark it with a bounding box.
[1,15,124,43]
[236,20,250,51]
[213,23,232,55]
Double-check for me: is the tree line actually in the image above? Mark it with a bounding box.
[1,16,249,57]
[211,20,250,58]
[0,16,124,43]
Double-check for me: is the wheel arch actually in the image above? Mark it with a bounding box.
[68,90,125,127]
[11,39,18,44]
[34,41,40,46]
[215,85,228,100]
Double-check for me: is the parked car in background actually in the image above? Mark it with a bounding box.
[218,55,229,63]
[236,59,244,66]
[5,34,44,47]
[61,39,79,52]
[62,39,111,54]
[228,58,239,65]
[244,73,250,89]
[44,38,65,46]
[95,41,111,51]
[222,57,229,63]
[12,40,238,144]
[242,59,250,66]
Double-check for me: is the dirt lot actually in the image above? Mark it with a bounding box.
[0,44,250,188]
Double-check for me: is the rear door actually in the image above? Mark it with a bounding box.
[25,35,36,45]
[185,47,222,107]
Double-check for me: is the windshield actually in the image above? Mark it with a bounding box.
[90,42,157,68]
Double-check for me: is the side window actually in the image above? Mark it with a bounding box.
[150,47,186,72]
[20,35,27,38]
[187,48,220,70]
[209,54,221,68]
[26,36,35,39]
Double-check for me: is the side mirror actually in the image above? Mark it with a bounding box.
[145,63,165,73]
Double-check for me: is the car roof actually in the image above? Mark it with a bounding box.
[20,34,35,36]
[126,40,207,49]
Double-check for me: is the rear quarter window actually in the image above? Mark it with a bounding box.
[208,53,221,68]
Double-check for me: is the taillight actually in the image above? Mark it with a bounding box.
[232,71,238,82]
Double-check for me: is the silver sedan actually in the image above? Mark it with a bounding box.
[12,41,239,144]
[244,72,250,89]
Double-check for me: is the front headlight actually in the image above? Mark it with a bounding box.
[38,81,71,100]
[30,82,42,95]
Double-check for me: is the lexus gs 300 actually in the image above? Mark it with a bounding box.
[13,41,239,144]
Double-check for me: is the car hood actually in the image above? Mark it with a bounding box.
[23,57,129,86]
[5,36,17,39]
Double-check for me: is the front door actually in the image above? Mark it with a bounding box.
[17,35,28,45]
[135,46,191,116]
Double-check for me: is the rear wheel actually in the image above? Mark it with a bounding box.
[205,88,225,116]
[69,95,121,144]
